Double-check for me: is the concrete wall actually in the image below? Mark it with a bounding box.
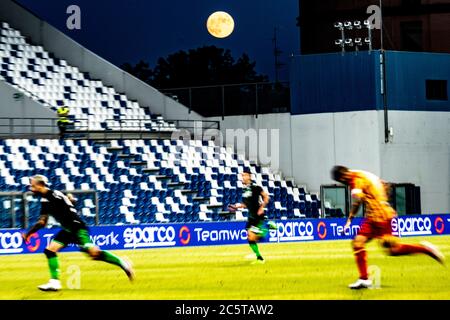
[290,111,382,192]
[0,0,204,121]
[212,113,293,178]
[214,111,382,192]
[379,111,450,214]
[288,110,449,213]
[0,81,57,135]
[216,110,449,214]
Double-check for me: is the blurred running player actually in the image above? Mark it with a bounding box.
[331,166,445,289]
[23,175,134,291]
[232,169,275,264]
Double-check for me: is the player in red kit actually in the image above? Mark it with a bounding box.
[331,166,445,289]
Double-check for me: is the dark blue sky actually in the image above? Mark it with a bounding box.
[16,0,299,82]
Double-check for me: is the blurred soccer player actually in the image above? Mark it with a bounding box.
[331,166,445,289]
[233,169,274,264]
[23,175,134,291]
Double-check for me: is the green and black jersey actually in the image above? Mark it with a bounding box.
[40,189,86,232]
[242,183,264,226]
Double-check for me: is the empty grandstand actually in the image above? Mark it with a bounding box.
[0,21,175,132]
[0,0,323,230]
[0,138,319,229]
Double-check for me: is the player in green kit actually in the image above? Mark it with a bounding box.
[231,169,275,264]
[23,175,134,291]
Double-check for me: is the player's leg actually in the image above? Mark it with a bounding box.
[266,219,277,230]
[87,246,135,281]
[348,218,374,289]
[247,227,264,262]
[45,241,64,280]
[382,236,445,264]
[77,228,135,280]
[375,216,445,264]
[244,221,257,259]
[348,234,372,289]
[38,231,67,291]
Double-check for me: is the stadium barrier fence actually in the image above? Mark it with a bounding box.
[0,190,98,229]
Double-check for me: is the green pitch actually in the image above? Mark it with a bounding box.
[0,236,449,300]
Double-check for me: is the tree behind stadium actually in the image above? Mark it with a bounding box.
[121,45,269,116]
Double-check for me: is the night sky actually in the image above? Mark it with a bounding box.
[15,0,299,82]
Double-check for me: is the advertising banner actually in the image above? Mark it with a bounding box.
[1,214,449,255]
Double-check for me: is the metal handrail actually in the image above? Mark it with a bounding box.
[0,117,219,125]
[158,81,290,91]
[158,81,291,118]
[0,117,220,140]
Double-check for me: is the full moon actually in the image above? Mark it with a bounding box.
[206,11,235,38]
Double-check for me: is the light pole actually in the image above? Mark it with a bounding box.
[378,0,390,143]
[379,0,384,51]
[364,20,373,51]
[334,22,345,54]
[353,20,362,52]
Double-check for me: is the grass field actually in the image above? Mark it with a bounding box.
[0,236,449,300]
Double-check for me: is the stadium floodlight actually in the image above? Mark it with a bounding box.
[354,38,363,51]
[334,22,344,30]
[364,19,373,52]
[334,21,346,53]
[335,38,345,54]
[335,18,373,53]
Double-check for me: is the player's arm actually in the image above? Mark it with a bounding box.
[344,186,363,229]
[348,198,362,220]
[234,193,247,209]
[23,201,50,241]
[257,189,270,216]
[234,203,247,209]
[23,214,48,241]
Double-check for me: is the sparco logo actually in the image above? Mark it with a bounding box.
[0,231,23,254]
[269,221,314,242]
[391,217,432,236]
[123,226,176,248]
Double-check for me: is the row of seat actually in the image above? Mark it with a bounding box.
[0,21,175,132]
[0,138,321,228]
